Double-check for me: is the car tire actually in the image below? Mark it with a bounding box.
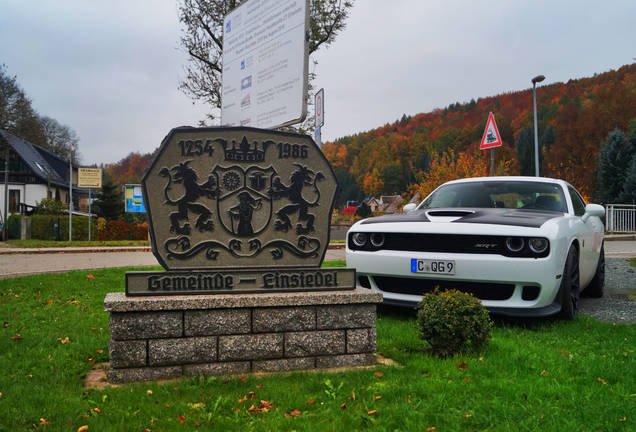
[559,245,580,320]
[584,243,605,298]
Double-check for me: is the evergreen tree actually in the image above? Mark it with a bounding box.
[515,126,534,176]
[619,155,636,204]
[597,129,633,203]
[94,177,123,220]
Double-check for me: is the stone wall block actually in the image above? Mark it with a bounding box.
[285,330,345,357]
[316,304,376,329]
[109,339,147,368]
[110,311,182,340]
[316,353,376,369]
[218,333,283,361]
[149,336,217,366]
[108,366,182,384]
[253,357,315,373]
[252,307,315,333]
[183,362,251,377]
[346,328,376,354]
[185,309,251,336]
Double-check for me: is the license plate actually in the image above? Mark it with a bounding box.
[411,259,455,275]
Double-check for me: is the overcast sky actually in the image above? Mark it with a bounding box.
[1,0,635,165]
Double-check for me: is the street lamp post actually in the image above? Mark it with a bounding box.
[532,74,545,177]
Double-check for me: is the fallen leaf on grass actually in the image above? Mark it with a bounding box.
[237,395,247,403]
[340,403,347,410]
[58,337,70,344]
[352,391,355,400]
[368,410,377,416]
[284,409,302,418]
[78,426,89,432]
[46,300,54,305]
[375,395,382,400]
[40,418,50,425]
[306,398,314,405]
[86,274,95,279]
[146,390,153,396]
[177,414,186,423]
[248,391,255,400]
[374,372,384,377]
[463,414,472,418]
[596,377,608,385]
[256,384,263,389]
[143,428,152,432]
[96,350,104,354]
[619,417,626,422]
[91,407,101,414]
[9,334,22,340]
[248,400,273,414]
[426,427,436,431]
[0,392,3,399]
[3,321,9,327]
[464,377,471,382]
[540,370,549,377]
[239,377,246,383]
[457,361,468,370]
[408,396,412,403]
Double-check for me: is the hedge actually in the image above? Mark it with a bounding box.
[30,215,98,241]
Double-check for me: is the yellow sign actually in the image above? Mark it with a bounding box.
[78,168,102,188]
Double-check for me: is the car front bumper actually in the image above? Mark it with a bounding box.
[346,249,564,316]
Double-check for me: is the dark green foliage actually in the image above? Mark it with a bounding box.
[7,214,22,239]
[515,126,534,176]
[34,197,64,215]
[381,162,405,194]
[30,214,97,241]
[94,177,122,220]
[355,202,372,218]
[619,155,636,204]
[334,166,363,208]
[417,289,493,357]
[597,129,635,203]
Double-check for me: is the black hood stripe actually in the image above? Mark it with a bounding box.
[359,208,562,228]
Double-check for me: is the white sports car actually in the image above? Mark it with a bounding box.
[345,177,606,318]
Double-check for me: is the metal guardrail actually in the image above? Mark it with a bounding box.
[605,204,636,233]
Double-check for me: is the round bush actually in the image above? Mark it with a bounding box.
[416,289,493,358]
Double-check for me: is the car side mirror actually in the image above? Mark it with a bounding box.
[403,203,417,214]
[583,204,604,221]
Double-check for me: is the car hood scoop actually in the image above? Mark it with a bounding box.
[360,208,562,228]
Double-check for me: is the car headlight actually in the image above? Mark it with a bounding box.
[351,232,368,247]
[505,237,525,252]
[528,237,548,254]
[370,233,385,247]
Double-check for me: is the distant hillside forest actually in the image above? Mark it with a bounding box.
[106,64,636,206]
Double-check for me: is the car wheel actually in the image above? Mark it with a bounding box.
[584,243,605,298]
[559,245,580,320]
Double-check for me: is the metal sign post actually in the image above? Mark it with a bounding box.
[78,167,103,242]
[68,149,73,243]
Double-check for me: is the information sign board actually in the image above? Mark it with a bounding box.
[78,167,102,188]
[124,184,146,213]
[221,0,309,129]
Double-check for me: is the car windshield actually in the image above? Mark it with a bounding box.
[419,180,568,212]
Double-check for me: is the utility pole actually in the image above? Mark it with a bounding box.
[2,137,9,241]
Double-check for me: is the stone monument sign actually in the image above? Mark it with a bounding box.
[105,127,381,384]
[126,126,354,295]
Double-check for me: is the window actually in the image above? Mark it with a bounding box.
[9,189,20,213]
[568,186,587,216]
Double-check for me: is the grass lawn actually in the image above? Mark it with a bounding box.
[5,240,150,248]
[0,267,634,431]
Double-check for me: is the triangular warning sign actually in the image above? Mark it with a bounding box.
[480,112,503,149]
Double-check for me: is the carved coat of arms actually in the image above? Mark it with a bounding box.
[142,127,338,270]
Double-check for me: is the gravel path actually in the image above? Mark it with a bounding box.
[579,258,636,324]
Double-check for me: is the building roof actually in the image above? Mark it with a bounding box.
[0,129,72,188]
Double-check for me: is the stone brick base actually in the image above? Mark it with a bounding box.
[104,289,382,384]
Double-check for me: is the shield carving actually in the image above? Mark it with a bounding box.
[214,165,276,236]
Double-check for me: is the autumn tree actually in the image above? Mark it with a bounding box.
[178,0,353,124]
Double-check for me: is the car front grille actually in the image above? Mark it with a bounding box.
[372,276,514,301]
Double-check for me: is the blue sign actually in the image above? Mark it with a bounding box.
[125,184,146,213]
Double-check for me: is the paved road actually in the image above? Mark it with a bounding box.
[0,248,347,279]
[0,241,633,279]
